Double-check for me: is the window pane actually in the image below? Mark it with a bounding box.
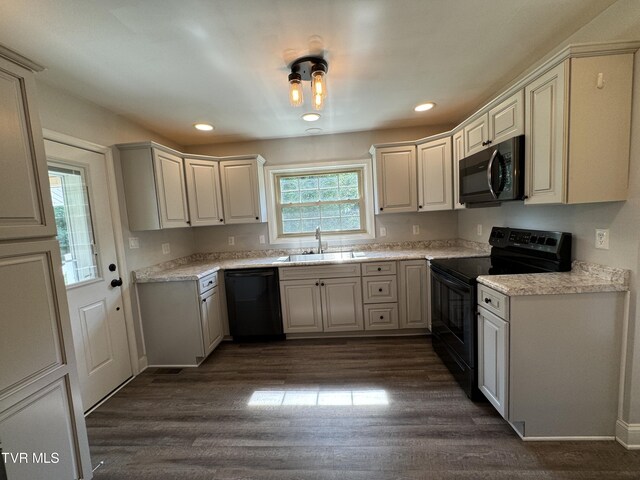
[300,190,319,203]
[321,204,340,217]
[340,202,360,217]
[48,165,99,286]
[301,205,320,218]
[339,187,359,200]
[320,188,339,201]
[321,217,341,231]
[339,172,358,187]
[281,191,300,204]
[319,175,338,188]
[283,219,301,234]
[280,177,299,192]
[299,176,318,190]
[282,206,301,220]
[301,219,319,232]
[341,216,361,230]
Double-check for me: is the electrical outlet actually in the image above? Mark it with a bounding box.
[228,236,235,246]
[161,243,170,255]
[379,227,387,237]
[412,225,420,235]
[595,229,610,249]
[128,237,139,249]
[259,235,266,244]
[477,224,483,236]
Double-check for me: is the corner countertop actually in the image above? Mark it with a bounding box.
[477,260,630,296]
[133,240,490,283]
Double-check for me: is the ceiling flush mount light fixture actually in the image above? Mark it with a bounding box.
[194,123,214,131]
[414,102,436,112]
[288,56,328,111]
[302,113,321,122]
[305,127,323,134]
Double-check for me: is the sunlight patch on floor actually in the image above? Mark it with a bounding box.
[248,389,389,406]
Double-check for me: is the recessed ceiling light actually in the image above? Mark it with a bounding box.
[302,113,321,122]
[305,128,323,134]
[194,123,214,131]
[414,102,436,112]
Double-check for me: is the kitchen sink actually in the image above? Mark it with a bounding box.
[283,252,364,262]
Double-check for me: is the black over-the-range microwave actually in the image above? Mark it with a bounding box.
[458,134,525,207]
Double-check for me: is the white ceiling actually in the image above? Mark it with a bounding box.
[0,0,617,145]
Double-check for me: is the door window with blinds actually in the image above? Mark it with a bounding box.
[275,169,365,237]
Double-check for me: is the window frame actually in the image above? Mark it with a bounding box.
[264,159,375,245]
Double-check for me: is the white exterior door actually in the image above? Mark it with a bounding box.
[46,139,132,412]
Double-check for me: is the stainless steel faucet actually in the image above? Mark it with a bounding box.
[315,226,323,254]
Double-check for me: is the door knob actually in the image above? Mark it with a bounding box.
[111,278,123,288]
[108,263,117,272]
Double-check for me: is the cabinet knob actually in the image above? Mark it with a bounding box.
[202,298,206,303]
[208,281,213,285]
[220,218,224,222]
[379,315,384,320]
[377,267,382,271]
[187,220,191,225]
[484,298,492,304]
[418,205,422,209]
[379,207,383,211]
[315,282,319,286]
[255,216,259,220]
[321,282,325,286]
[378,288,383,292]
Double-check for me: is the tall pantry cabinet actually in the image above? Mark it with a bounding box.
[0,48,93,479]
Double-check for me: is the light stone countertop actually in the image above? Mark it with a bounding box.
[477,260,630,296]
[133,243,490,283]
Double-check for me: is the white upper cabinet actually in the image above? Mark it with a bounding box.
[118,143,190,230]
[464,90,523,158]
[452,129,465,210]
[219,156,267,224]
[417,136,453,212]
[525,54,634,205]
[0,55,55,240]
[184,157,225,227]
[371,144,417,214]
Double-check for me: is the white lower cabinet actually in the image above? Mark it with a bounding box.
[137,273,224,366]
[477,306,509,417]
[398,260,429,328]
[280,276,363,333]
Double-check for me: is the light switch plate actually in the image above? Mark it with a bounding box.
[412,225,420,235]
[228,236,235,246]
[162,243,170,255]
[379,227,387,237]
[477,224,483,236]
[128,237,139,249]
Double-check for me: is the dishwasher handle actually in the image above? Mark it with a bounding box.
[225,269,276,278]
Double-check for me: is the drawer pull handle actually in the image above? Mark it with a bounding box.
[321,282,325,286]
[208,280,213,285]
[315,282,319,286]
[378,288,383,292]
[484,298,492,304]
[379,315,384,320]
[377,267,382,271]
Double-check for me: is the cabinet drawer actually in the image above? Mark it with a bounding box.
[477,284,509,320]
[364,303,399,330]
[279,263,361,281]
[362,261,397,276]
[198,272,218,293]
[362,275,397,303]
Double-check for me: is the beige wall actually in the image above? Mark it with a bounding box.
[458,0,640,424]
[186,125,458,253]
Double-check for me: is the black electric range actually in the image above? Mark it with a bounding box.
[429,226,572,400]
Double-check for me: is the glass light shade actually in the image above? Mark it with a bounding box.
[312,93,324,111]
[289,79,303,107]
[311,70,327,98]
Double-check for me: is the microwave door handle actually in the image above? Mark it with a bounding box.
[486,149,499,199]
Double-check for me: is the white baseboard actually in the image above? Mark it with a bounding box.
[522,436,615,441]
[616,420,640,449]
[137,355,148,373]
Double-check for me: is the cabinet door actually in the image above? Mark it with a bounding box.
[184,158,224,227]
[220,160,261,224]
[200,287,223,356]
[398,260,428,328]
[478,307,509,418]
[417,137,453,212]
[280,279,323,333]
[320,277,364,332]
[463,114,489,157]
[152,149,190,228]
[0,56,55,240]
[452,130,465,210]
[524,62,568,205]
[374,146,417,213]
[488,90,524,145]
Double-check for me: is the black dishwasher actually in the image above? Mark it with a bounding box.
[224,268,284,341]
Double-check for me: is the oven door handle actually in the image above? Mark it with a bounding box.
[431,270,471,293]
[486,149,499,199]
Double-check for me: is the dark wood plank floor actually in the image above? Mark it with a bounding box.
[86,337,640,479]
